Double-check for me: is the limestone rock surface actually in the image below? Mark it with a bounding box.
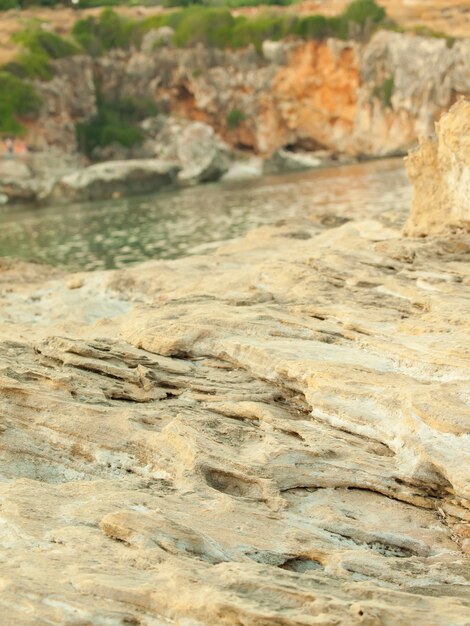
[0,158,469,624]
[404,100,470,236]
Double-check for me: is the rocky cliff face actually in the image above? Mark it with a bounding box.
[0,100,469,625]
[29,30,470,159]
[30,56,97,153]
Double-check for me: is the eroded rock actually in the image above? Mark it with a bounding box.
[404,99,470,237]
[0,155,469,624]
[177,121,230,183]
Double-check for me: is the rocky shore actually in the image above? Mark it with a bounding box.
[0,101,469,625]
[0,120,343,205]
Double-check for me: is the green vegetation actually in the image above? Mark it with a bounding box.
[68,0,388,56]
[226,108,246,129]
[171,8,236,47]
[5,28,80,80]
[165,0,294,7]
[0,71,42,135]
[76,94,158,157]
[72,8,142,55]
[372,75,394,109]
[0,0,18,10]
[409,24,456,48]
[0,0,295,9]
[161,0,387,49]
[342,0,385,26]
[0,0,122,9]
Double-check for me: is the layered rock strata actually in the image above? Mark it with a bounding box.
[0,107,469,625]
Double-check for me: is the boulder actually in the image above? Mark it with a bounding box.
[142,116,188,162]
[261,39,287,64]
[221,158,263,182]
[176,122,230,184]
[0,159,31,180]
[0,179,40,204]
[263,149,323,175]
[404,100,470,237]
[141,27,175,53]
[44,159,180,203]
[0,159,39,204]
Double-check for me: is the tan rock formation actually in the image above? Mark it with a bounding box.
[0,158,469,622]
[404,100,470,237]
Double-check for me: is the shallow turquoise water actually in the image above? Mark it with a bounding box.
[0,159,410,271]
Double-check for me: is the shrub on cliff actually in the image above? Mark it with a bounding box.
[0,0,124,8]
[13,29,80,58]
[72,8,141,56]
[169,7,236,48]
[75,95,157,157]
[0,0,17,10]
[0,72,42,135]
[226,108,246,129]
[231,14,296,49]
[342,0,386,25]
[372,75,394,108]
[164,0,387,50]
[165,0,294,6]
[5,29,80,80]
[294,15,329,40]
[329,0,386,39]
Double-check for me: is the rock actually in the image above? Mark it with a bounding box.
[0,159,31,180]
[141,26,175,53]
[263,148,323,175]
[142,115,189,161]
[45,159,180,202]
[30,56,97,153]
[0,179,40,204]
[404,99,470,236]
[221,157,263,181]
[91,142,131,162]
[176,122,230,183]
[262,39,288,64]
[0,160,40,204]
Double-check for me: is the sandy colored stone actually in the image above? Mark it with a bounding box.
[404,100,470,237]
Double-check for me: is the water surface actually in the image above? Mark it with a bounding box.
[0,159,411,271]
